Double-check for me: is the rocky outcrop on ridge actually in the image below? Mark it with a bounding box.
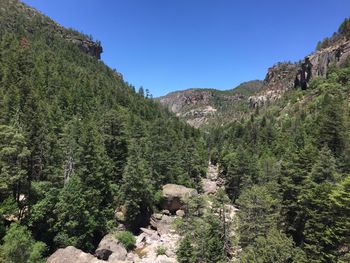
[157,81,263,127]
[249,38,350,107]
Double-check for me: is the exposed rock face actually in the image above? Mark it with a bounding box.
[249,39,350,107]
[47,246,105,263]
[95,234,127,261]
[66,37,103,59]
[157,81,263,127]
[249,62,298,108]
[161,184,198,213]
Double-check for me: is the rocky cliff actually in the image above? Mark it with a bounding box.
[158,80,263,128]
[249,38,350,107]
[0,0,103,59]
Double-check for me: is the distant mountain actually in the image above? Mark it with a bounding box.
[157,80,263,128]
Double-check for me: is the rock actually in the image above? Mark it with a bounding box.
[95,234,127,261]
[47,246,105,263]
[202,178,218,194]
[161,184,198,213]
[155,255,177,263]
[108,252,128,262]
[153,213,163,220]
[249,39,350,107]
[150,215,175,235]
[161,210,170,215]
[175,210,185,217]
[66,36,103,59]
[140,227,158,236]
[115,211,125,222]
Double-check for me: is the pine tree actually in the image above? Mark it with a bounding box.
[120,140,153,231]
[176,235,195,263]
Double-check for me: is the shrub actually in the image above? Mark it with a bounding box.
[156,246,167,256]
[116,231,136,250]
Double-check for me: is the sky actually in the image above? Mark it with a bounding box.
[22,0,350,97]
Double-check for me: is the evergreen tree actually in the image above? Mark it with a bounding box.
[176,235,195,263]
[120,140,153,231]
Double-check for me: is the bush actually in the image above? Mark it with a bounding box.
[116,231,136,250]
[156,246,167,256]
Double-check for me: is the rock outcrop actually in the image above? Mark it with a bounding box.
[157,81,263,127]
[47,246,105,263]
[160,184,198,213]
[66,36,103,59]
[249,38,350,107]
[95,234,127,261]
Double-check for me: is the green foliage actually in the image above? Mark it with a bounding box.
[237,185,280,246]
[0,223,47,263]
[156,246,167,256]
[239,228,307,263]
[176,235,195,263]
[208,32,350,262]
[0,0,207,254]
[116,231,136,250]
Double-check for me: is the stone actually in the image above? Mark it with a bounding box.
[175,210,185,217]
[47,246,104,263]
[140,227,158,236]
[95,234,127,261]
[108,252,129,262]
[161,184,198,213]
[153,213,163,220]
[115,211,125,222]
[202,178,218,194]
[155,255,177,263]
[150,215,175,235]
[161,210,170,215]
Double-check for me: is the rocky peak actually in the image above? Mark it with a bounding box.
[249,38,350,107]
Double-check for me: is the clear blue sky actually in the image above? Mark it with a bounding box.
[22,0,350,97]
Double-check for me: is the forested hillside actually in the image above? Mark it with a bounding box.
[206,52,350,263]
[0,0,207,261]
[0,0,350,263]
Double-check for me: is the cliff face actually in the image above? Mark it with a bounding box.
[158,81,263,128]
[0,0,103,59]
[249,38,350,107]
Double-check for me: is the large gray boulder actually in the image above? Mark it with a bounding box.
[95,234,127,261]
[47,246,104,263]
[161,184,197,213]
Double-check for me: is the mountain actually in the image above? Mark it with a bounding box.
[158,80,263,128]
[249,37,350,108]
[159,24,350,128]
[0,0,207,261]
[0,0,103,59]
[0,1,350,262]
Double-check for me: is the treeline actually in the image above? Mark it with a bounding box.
[316,17,350,50]
[207,59,350,262]
[0,5,207,262]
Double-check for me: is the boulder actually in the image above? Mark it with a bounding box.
[150,214,175,235]
[161,210,170,215]
[155,255,177,263]
[47,246,104,263]
[176,210,185,217]
[202,178,218,194]
[95,234,127,261]
[161,184,197,213]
